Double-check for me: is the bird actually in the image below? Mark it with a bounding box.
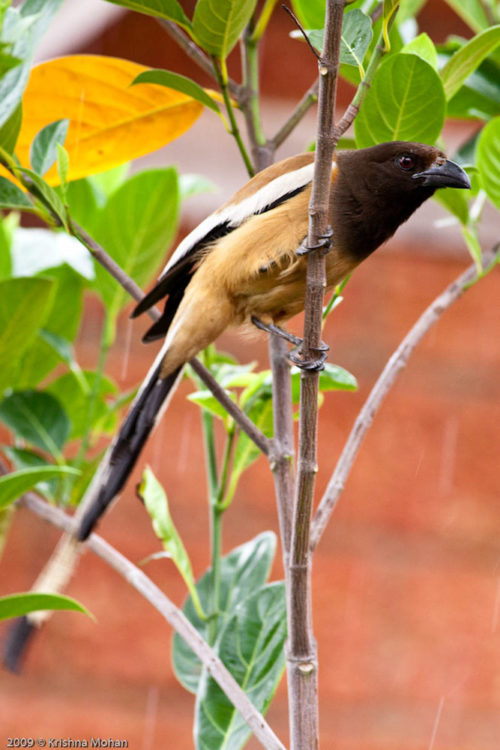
[77,141,470,541]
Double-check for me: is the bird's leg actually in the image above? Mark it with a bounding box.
[296,225,334,256]
[251,316,329,371]
[251,316,303,347]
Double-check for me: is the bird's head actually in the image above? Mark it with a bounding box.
[339,141,471,197]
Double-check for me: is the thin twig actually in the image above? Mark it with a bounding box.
[19,493,286,750]
[281,4,321,61]
[287,3,345,749]
[270,80,319,150]
[157,18,242,100]
[310,244,500,551]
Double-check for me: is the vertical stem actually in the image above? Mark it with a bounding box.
[268,335,295,561]
[287,3,345,749]
[241,22,273,170]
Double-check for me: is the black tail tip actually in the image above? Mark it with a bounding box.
[3,616,37,673]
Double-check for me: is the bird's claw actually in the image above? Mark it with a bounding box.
[297,226,334,257]
[288,340,329,372]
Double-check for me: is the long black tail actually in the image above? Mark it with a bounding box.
[77,362,183,541]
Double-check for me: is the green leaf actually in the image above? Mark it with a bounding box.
[383,0,400,49]
[91,168,179,322]
[402,32,437,68]
[477,117,500,210]
[56,142,69,187]
[302,10,373,71]
[139,467,205,618]
[0,0,64,128]
[187,390,236,427]
[102,0,193,32]
[0,390,70,458]
[354,52,446,147]
[65,177,101,231]
[0,102,22,153]
[179,173,217,201]
[442,0,490,32]
[0,466,79,509]
[133,70,220,113]
[16,167,68,227]
[2,445,59,500]
[194,582,286,750]
[15,265,86,389]
[193,0,258,59]
[89,163,130,204]
[433,187,470,225]
[0,175,33,211]
[441,26,500,101]
[0,216,12,279]
[46,370,118,440]
[30,119,69,177]
[0,592,92,621]
[0,276,55,395]
[172,532,276,693]
[462,225,483,272]
[290,0,325,28]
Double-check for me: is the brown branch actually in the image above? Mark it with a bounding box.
[19,493,286,750]
[310,243,500,551]
[287,3,346,749]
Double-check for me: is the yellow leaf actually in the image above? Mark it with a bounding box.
[16,55,203,184]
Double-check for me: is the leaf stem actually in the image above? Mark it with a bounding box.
[212,56,255,177]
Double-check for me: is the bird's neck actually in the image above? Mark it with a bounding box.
[331,170,435,262]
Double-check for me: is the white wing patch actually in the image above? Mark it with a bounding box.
[159,161,322,280]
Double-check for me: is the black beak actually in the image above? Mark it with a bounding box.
[413,158,471,190]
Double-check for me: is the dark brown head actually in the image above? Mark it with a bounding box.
[331,141,470,261]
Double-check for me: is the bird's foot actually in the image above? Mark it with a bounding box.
[252,316,329,371]
[288,340,329,372]
[296,226,334,257]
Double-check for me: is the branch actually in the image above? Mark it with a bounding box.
[157,19,242,100]
[270,80,319,151]
[310,243,500,551]
[287,3,345,749]
[19,493,286,750]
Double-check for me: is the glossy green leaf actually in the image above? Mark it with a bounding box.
[354,53,446,147]
[193,0,258,59]
[303,10,373,70]
[139,467,205,617]
[0,176,33,211]
[290,0,325,28]
[133,70,220,114]
[442,0,490,32]
[2,445,59,500]
[433,187,470,225]
[0,0,64,128]
[172,532,276,693]
[290,363,358,404]
[441,26,500,101]
[0,390,70,458]
[102,0,193,32]
[15,265,86,389]
[0,217,13,279]
[402,32,437,68]
[91,168,179,321]
[0,466,79,509]
[30,119,69,176]
[0,102,22,153]
[57,143,69,188]
[230,392,273,491]
[477,117,500,210]
[194,582,286,750]
[187,389,236,428]
[0,277,55,395]
[383,0,400,48]
[0,592,92,621]
[16,167,68,227]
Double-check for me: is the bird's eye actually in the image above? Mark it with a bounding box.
[398,154,415,171]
